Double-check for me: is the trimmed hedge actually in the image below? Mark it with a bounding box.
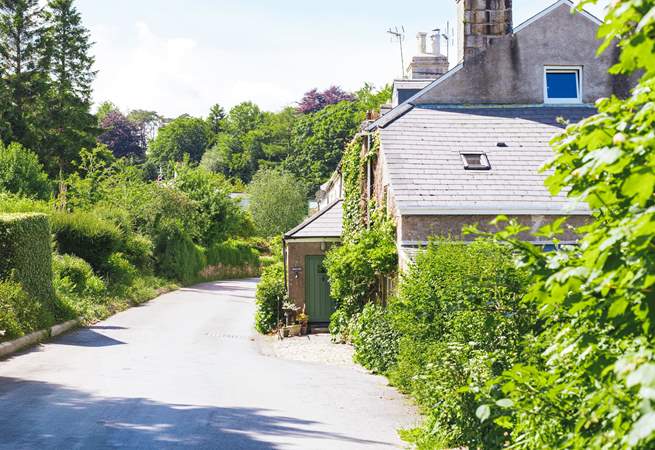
[0,281,48,340]
[154,220,206,283]
[255,262,285,334]
[0,213,55,303]
[206,240,260,267]
[51,212,123,272]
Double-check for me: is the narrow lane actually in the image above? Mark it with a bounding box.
[0,279,417,449]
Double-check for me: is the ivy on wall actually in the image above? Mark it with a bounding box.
[341,132,381,240]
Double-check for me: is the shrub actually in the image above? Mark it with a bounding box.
[0,192,52,214]
[0,142,51,199]
[105,253,137,286]
[122,234,154,272]
[0,213,55,304]
[51,212,123,272]
[351,303,400,374]
[324,217,397,339]
[154,220,206,283]
[387,239,531,449]
[0,281,49,340]
[255,261,285,334]
[206,240,260,267]
[52,254,105,297]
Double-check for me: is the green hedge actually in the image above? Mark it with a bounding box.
[206,240,260,267]
[154,220,206,284]
[51,212,123,272]
[0,213,55,303]
[0,281,48,340]
[255,262,285,334]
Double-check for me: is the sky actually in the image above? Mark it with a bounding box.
[75,0,610,118]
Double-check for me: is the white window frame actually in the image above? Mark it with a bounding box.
[544,66,583,104]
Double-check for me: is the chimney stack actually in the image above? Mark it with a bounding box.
[456,0,513,63]
[407,29,449,80]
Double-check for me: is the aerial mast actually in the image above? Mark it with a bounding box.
[387,26,406,79]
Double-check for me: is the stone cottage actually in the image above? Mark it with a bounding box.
[284,0,631,326]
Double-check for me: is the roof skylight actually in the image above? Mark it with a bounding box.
[461,153,491,170]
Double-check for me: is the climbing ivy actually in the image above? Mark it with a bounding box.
[341,132,380,240]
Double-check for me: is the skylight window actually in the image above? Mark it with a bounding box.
[461,153,491,170]
[544,66,582,104]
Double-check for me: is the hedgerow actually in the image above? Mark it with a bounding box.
[255,261,285,334]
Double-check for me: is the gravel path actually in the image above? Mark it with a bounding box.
[257,334,358,367]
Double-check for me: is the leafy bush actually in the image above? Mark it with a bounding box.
[52,254,105,297]
[51,212,123,272]
[324,217,397,339]
[385,239,531,449]
[255,261,285,334]
[0,281,49,341]
[154,220,206,283]
[351,303,400,374]
[106,253,137,286]
[0,142,51,199]
[121,234,154,272]
[0,213,56,304]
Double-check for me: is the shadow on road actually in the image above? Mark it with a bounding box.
[0,377,390,449]
[53,329,126,348]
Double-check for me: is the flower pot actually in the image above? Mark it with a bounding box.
[287,324,302,337]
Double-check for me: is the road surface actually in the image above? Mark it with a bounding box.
[0,279,417,449]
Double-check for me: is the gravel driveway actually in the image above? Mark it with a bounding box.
[0,279,418,449]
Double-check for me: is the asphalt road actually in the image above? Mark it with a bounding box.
[0,279,417,449]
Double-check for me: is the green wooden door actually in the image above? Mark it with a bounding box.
[305,256,335,323]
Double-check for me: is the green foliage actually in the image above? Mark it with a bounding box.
[340,135,370,238]
[105,252,137,286]
[0,142,51,199]
[255,261,285,334]
[121,234,154,272]
[0,213,55,304]
[154,220,206,284]
[173,163,248,245]
[386,240,530,449]
[286,101,363,194]
[51,211,122,272]
[459,2,655,449]
[247,168,308,238]
[149,116,211,165]
[324,216,397,340]
[206,240,260,268]
[52,254,105,297]
[351,303,400,374]
[0,281,48,340]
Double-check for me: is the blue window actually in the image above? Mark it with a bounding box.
[545,67,581,103]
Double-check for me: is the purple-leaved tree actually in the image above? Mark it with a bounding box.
[297,86,354,114]
[98,111,146,159]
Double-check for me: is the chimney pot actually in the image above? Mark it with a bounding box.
[431,29,442,56]
[416,32,428,54]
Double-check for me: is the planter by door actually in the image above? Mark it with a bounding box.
[305,256,335,323]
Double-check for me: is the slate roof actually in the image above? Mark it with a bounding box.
[284,200,343,239]
[381,105,594,215]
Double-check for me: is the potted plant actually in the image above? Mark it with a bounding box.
[297,307,309,335]
[282,301,301,337]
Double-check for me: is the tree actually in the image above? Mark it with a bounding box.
[247,168,307,237]
[297,86,354,114]
[95,100,118,124]
[0,141,51,199]
[285,101,363,194]
[148,115,210,165]
[127,109,163,144]
[469,2,655,448]
[206,103,225,135]
[43,0,97,173]
[0,0,51,153]
[98,111,144,160]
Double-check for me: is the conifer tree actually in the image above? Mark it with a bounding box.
[0,0,50,151]
[44,0,96,173]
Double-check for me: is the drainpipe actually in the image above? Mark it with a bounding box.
[366,133,372,228]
